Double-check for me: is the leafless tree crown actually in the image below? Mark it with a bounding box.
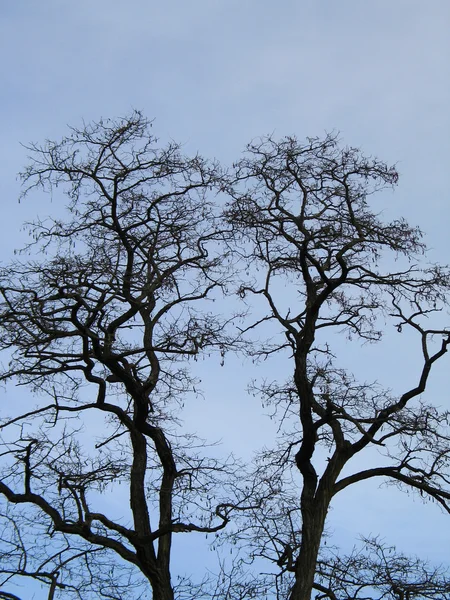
[0,116,449,599]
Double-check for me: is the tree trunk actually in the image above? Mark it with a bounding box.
[151,573,175,600]
[289,507,326,600]
[290,448,351,600]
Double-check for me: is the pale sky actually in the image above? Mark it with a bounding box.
[1,1,449,596]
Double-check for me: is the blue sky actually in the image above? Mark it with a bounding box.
[1,2,449,251]
[1,0,450,595]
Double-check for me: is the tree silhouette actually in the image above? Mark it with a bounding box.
[225,133,450,599]
[0,116,449,599]
[0,113,244,600]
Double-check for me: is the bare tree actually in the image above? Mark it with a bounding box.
[225,133,450,600]
[314,537,450,600]
[1,117,450,599]
[0,112,245,600]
